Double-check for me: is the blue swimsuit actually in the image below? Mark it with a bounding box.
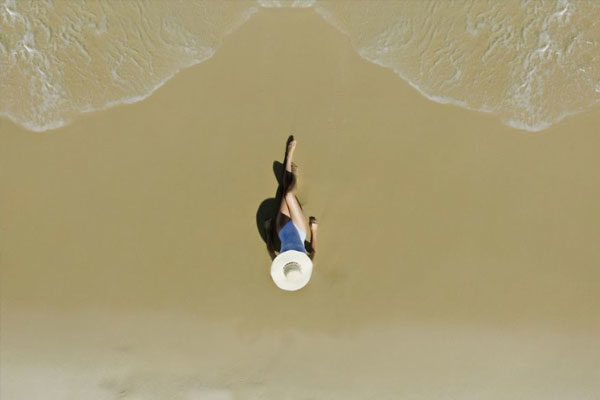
[278,220,307,253]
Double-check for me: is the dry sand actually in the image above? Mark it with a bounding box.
[2,9,599,399]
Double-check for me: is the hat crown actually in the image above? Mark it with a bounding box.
[271,250,313,291]
[283,261,302,279]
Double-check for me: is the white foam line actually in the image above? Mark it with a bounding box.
[312,7,593,133]
[2,7,262,133]
[2,4,595,133]
[0,110,66,132]
[365,54,587,132]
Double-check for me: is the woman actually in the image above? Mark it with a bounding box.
[267,137,318,291]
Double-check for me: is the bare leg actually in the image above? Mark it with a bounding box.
[285,195,309,234]
[278,193,291,219]
[276,139,295,231]
[283,139,297,193]
[283,141,309,234]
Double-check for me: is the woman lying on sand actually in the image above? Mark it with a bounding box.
[267,137,318,291]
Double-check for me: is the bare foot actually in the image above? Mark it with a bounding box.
[285,138,297,173]
[287,138,297,154]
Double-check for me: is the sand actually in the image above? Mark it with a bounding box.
[2,9,599,400]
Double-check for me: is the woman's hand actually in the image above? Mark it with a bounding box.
[309,216,318,232]
[309,217,318,260]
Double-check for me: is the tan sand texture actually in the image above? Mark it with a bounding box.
[2,9,599,400]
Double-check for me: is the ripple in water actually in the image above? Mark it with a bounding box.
[0,0,258,131]
[315,0,600,131]
[1,0,599,132]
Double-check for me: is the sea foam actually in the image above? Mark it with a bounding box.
[0,0,259,132]
[1,0,599,132]
[314,0,600,132]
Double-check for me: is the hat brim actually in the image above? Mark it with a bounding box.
[271,250,313,291]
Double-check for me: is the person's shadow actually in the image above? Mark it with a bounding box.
[256,162,284,261]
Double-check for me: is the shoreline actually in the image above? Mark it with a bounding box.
[4,6,599,134]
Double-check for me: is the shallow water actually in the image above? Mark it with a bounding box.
[2,0,599,132]
[315,0,600,131]
[0,0,258,131]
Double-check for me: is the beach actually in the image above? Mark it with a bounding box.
[2,7,600,399]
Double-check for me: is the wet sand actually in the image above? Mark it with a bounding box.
[2,9,599,399]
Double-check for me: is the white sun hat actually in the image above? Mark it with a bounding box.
[270,250,313,291]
